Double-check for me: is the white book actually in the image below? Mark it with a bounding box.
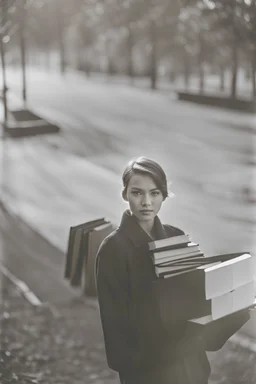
[202,253,254,299]
[190,284,256,324]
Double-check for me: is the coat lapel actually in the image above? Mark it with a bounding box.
[118,209,167,248]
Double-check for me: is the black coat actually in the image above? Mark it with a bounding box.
[96,210,249,384]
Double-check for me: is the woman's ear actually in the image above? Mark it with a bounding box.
[122,189,128,201]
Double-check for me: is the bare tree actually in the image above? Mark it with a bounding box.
[0,0,17,130]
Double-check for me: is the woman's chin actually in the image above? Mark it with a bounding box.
[138,212,155,220]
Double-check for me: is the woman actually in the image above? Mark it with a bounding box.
[96,156,250,384]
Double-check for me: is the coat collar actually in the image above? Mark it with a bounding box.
[118,209,167,248]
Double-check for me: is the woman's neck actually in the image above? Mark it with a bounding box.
[138,220,154,237]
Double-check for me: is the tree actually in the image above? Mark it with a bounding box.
[243,0,256,97]
[203,0,250,99]
[0,0,17,129]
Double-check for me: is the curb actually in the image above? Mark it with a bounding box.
[0,263,42,306]
[0,198,100,311]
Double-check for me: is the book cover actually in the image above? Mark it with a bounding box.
[84,222,114,295]
[70,223,109,287]
[153,250,204,266]
[161,261,220,278]
[65,227,75,279]
[64,217,106,280]
[200,253,253,299]
[189,285,256,324]
[156,251,251,269]
[173,252,250,266]
[152,253,253,301]
[155,254,204,276]
[149,234,190,251]
[154,280,255,325]
[153,242,200,261]
[69,227,84,283]
[71,221,114,287]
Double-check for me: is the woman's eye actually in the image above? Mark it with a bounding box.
[132,191,141,196]
[152,191,160,196]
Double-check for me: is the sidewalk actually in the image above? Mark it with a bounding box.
[75,70,253,100]
[0,205,119,384]
[1,211,256,384]
[0,273,118,384]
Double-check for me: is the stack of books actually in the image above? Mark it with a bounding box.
[64,218,114,295]
[149,235,256,325]
[149,233,204,278]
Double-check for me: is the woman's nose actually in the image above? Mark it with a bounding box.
[142,194,151,206]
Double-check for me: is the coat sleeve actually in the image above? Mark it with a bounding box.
[202,309,250,351]
[96,237,143,375]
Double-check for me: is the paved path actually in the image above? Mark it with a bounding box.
[0,202,86,308]
[1,204,256,384]
[0,207,120,384]
[0,68,256,340]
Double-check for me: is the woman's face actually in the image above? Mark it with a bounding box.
[125,173,164,224]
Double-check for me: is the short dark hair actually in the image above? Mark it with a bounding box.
[122,157,169,200]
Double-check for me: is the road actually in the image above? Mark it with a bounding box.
[0,67,256,338]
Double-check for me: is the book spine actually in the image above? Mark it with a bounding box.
[153,245,200,260]
[153,252,204,265]
[150,241,190,252]
[153,268,206,300]
[159,264,203,278]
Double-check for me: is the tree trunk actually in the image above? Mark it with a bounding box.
[183,52,191,90]
[106,56,115,76]
[105,38,115,76]
[149,20,157,90]
[127,25,134,85]
[199,64,205,94]
[0,0,8,132]
[56,2,66,75]
[20,8,27,106]
[46,49,52,71]
[59,35,66,75]
[219,64,225,92]
[252,51,256,99]
[198,31,205,94]
[75,39,83,71]
[169,69,176,83]
[84,56,91,77]
[230,43,238,99]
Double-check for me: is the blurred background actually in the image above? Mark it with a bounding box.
[1,0,256,95]
[0,1,256,383]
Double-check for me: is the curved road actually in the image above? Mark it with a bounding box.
[1,67,256,338]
